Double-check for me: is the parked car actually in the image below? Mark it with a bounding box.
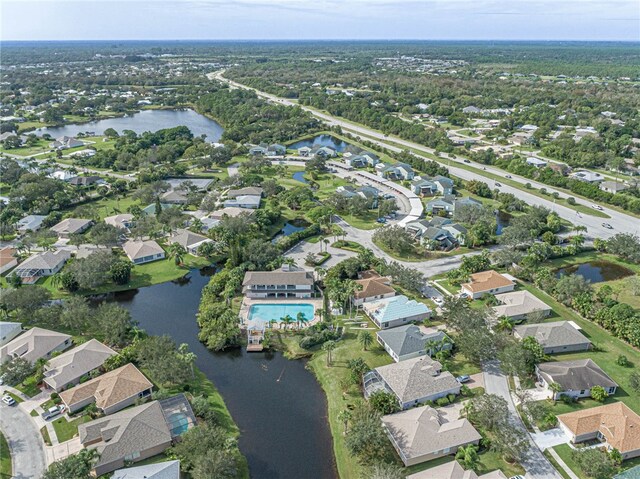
[495,182,502,187]
[42,405,65,420]
[505,174,512,179]
[376,218,386,224]
[602,223,613,229]
[456,375,471,384]
[433,297,444,306]
[463,159,471,164]
[2,395,16,406]
[592,204,603,210]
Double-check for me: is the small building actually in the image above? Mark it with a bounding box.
[104,213,134,231]
[226,186,264,198]
[353,272,395,306]
[311,145,338,158]
[168,228,212,255]
[599,181,629,194]
[69,149,97,158]
[0,327,72,364]
[536,359,618,400]
[50,136,84,149]
[0,247,18,274]
[43,339,116,392]
[14,250,71,284]
[210,207,253,220]
[411,178,439,197]
[249,145,268,156]
[246,320,266,352]
[0,322,22,347]
[15,214,47,234]
[60,363,153,415]
[492,290,552,321]
[112,460,181,479]
[69,175,102,187]
[460,270,515,299]
[570,170,604,183]
[407,459,507,479]
[514,321,591,354]
[123,240,165,265]
[558,402,640,460]
[50,218,93,238]
[425,197,455,215]
[242,266,314,299]
[362,295,431,329]
[526,157,548,168]
[223,194,261,209]
[297,146,313,157]
[379,162,415,181]
[50,169,78,181]
[377,325,452,362]
[381,405,481,466]
[160,190,189,205]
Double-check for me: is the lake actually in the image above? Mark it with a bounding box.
[36,109,224,141]
[292,171,309,184]
[107,268,337,479]
[555,260,634,283]
[495,212,511,236]
[289,134,349,153]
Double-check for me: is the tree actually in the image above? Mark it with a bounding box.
[629,371,640,393]
[455,444,479,470]
[323,340,336,366]
[467,394,509,431]
[244,239,281,270]
[549,382,563,404]
[344,405,393,465]
[67,251,116,290]
[197,303,241,351]
[554,274,592,305]
[104,128,119,138]
[571,447,617,479]
[0,357,35,385]
[590,385,609,402]
[0,286,51,316]
[168,242,186,266]
[172,422,238,478]
[337,409,352,434]
[42,450,94,479]
[136,336,194,387]
[93,303,135,347]
[88,222,120,246]
[358,330,373,351]
[495,316,515,333]
[59,296,91,331]
[110,260,132,285]
[368,390,400,415]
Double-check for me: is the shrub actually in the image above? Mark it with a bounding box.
[50,392,59,400]
[447,393,457,403]
[525,183,532,189]
[436,397,450,407]
[560,394,576,405]
[590,385,609,402]
[567,197,576,205]
[616,355,629,367]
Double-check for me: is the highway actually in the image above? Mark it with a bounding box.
[209,70,639,241]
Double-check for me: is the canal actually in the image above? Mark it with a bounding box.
[108,269,337,479]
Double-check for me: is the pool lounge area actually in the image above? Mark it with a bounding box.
[240,297,323,328]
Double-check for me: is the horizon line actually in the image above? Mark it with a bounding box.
[2,38,640,43]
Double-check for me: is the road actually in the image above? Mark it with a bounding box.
[209,70,640,241]
[0,400,47,479]
[483,362,563,479]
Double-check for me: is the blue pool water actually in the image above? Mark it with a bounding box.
[248,303,315,323]
[167,412,190,436]
[289,134,349,152]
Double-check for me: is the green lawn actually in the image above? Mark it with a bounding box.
[0,431,11,479]
[40,426,52,447]
[52,415,92,442]
[14,375,41,398]
[0,138,51,157]
[543,451,573,479]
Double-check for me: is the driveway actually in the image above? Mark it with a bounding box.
[0,401,47,479]
[531,428,570,451]
[284,239,357,268]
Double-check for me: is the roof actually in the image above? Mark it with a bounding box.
[382,405,481,461]
[362,295,430,325]
[50,218,92,235]
[104,214,134,228]
[377,325,450,358]
[600,181,628,192]
[169,228,211,249]
[227,186,264,198]
[354,275,395,300]
[243,270,314,287]
[16,250,71,272]
[0,327,71,364]
[0,247,17,268]
[161,190,188,202]
[60,363,153,411]
[210,207,252,219]
[69,176,101,186]
[123,240,164,261]
[79,401,172,469]
[493,290,552,318]
[514,321,590,350]
[462,270,514,293]
[375,355,460,403]
[112,460,180,479]
[44,339,116,390]
[407,460,507,479]
[0,322,22,343]
[537,359,617,391]
[224,195,261,207]
[558,402,640,454]
[16,214,46,231]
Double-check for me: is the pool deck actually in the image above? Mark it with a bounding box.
[240,297,324,329]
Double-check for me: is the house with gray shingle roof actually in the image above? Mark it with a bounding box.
[123,240,165,265]
[0,322,22,347]
[111,460,181,479]
[377,325,452,362]
[168,228,212,256]
[15,214,47,234]
[536,359,617,400]
[514,321,590,354]
[492,290,552,321]
[43,339,116,392]
[14,250,71,284]
[0,327,72,364]
[407,460,507,479]
[50,218,93,238]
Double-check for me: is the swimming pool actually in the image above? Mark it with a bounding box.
[248,303,315,324]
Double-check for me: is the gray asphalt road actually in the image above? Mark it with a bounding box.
[0,402,47,479]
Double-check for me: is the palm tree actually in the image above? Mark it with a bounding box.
[282,314,294,330]
[50,272,63,290]
[343,280,361,318]
[455,444,479,470]
[570,234,585,252]
[191,218,204,233]
[269,319,278,330]
[337,409,352,434]
[358,330,373,351]
[296,312,308,329]
[425,339,440,357]
[168,243,186,266]
[495,316,515,333]
[549,382,563,404]
[323,340,336,366]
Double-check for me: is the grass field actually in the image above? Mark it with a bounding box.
[0,432,11,479]
[52,415,92,442]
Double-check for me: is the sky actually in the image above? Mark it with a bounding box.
[2,0,639,42]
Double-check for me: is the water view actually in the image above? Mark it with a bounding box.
[495,212,511,236]
[36,108,224,141]
[555,260,634,283]
[292,171,309,184]
[106,269,337,479]
[248,303,315,323]
[289,134,350,153]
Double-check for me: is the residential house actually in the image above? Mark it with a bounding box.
[43,339,116,392]
[69,149,97,158]
[492,290,552,321]
[266,144,286,156]
[50,136,84,149]
[336,185,379,208]
[442,223,468,246]
[599,181,629,194]
[433,175,454,195]
[0,327,72,364]
[297,146,313,157]
[104,213,134,231]
[570,170,604,183]
[377,325,452,362]
[382,405,481,466]
[168,228,212,255]
[558,403,640,460]
[0,247,18,274]
[60,363,153,415]
[463,106,482,114]
[407,460,507,479]
[0,322,22,347]
[311,145,337,158]
[242,265,315,299]
[362,295,431,329]
[249,145,268,156]
[411,178,439,196]
[160,190,189,205]
[112,460,181,479]
[223,194,261,209]
[367,355,461,409]
[353,271,395,306]
[123,240,165,265]
[50,170,78,181]
[166,178,214,191]
[346,151,378,167]
[514,321,591,354]
[406,219,463,249]
[379,162,415,181]
[15,214,46,234]
[226,186,264,198]
[526,157,548,168]
[460,270,515,299]
[50,218,93,238]
[210,207,254,220]
[536,359,618,400]
[14,250,71,284]
[69,176,102,187]
[425,197,455,215]
[454,196,483,212]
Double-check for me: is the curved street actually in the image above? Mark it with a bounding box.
[0,399,47,479]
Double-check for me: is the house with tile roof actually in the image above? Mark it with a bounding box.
[210,206,254,220]
[111,460,181,479]
[104,214,134,231]
[365,355,460,409]
[514,321,591,354]
[558,402,640,460]
[226,186,264,198]
[362,295,431,329]
[461,270,515,299]
[0,247,18,274]
[160,189,189,205]
[382,405,481,466]
[492,290,552,321]
[60,363,153,414]
[13,250,71,284]
[123,240,165,265]
[43,339,116,392]
[0,327,72,364]
[223,194,261,209]
[407,460,507,479]
[377,325,452,362]
[50,218,93,238]
[536,359,618,400]
[352,271,396,306]
[168,228,212,256]
[15,214,47,234]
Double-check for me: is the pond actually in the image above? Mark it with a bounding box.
[292,171,309,184]
[289,134,350,153]
[35,109,224,141]
[495,211,511,236]
[555,260,634,283]
[105,268,337,479]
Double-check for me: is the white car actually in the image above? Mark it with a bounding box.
[602,223,613,229]
[592,204,603,210]
[1,395,16,406]
[433,297,444,306]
